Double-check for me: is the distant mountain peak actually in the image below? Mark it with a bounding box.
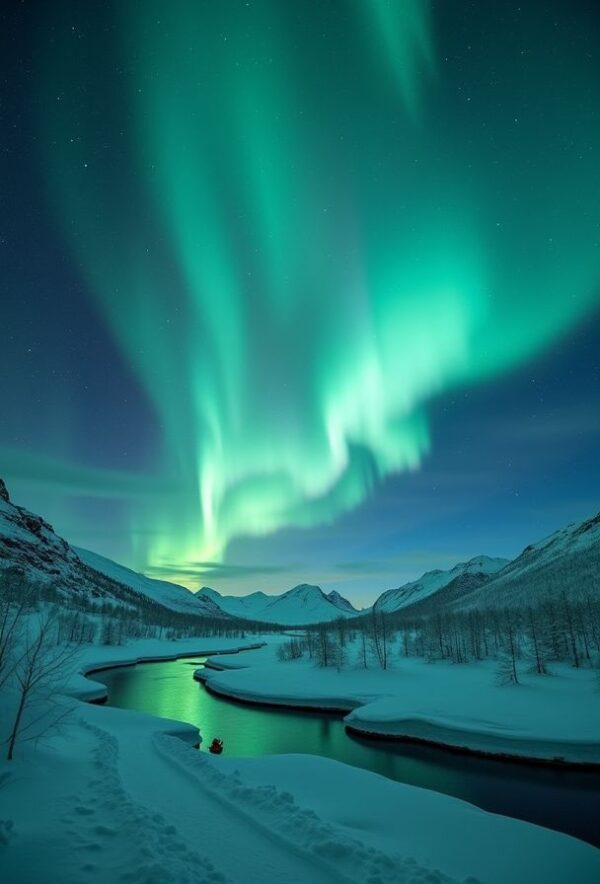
[194,581,358,625]
[372,511,600,615]
[327,590,358,613]
[286,583,323,597]
[374,554,508,614]
[0,478,10,504]
[196,585,221,597]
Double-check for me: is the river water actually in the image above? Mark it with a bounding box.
[93,656,600,847]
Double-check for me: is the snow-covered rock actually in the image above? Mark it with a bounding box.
[0,482,85,590]
[327,589,359,614]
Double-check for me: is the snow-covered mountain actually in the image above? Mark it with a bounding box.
[5,473,596,625]
[374,556,508,614]
[0,478,83,590]
[196,583,357,625]
[0,479,225,619]
[0,478,355,626]
[196,587,272,619]
[372,511,600,616]
[454,511,600,611]
[75,548,225,618]
[327,590,359,614]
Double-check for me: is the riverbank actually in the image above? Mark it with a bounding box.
[198,643,600,765]
[67,635,267,704]
[1,636,599,883]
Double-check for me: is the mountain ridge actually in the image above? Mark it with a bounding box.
[196,582,357,625]
[373,513,600,616]
[2,478,597,624]
[0,479,225,619]
[374,555,508,614]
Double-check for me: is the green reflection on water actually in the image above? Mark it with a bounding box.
[94,658,600,849]
[95,658,456,792]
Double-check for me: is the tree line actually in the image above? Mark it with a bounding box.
[277,591,600,685]
[0,565,276,761]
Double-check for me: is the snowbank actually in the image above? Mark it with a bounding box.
[2,638,599,883]
[198,647,600,764]
[4,696,599,884]
[212,750,600,884]
[67,636,266,703]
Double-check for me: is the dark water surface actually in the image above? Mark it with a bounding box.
[94,657,600,848]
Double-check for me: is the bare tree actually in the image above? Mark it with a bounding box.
[0,570,37,690]
[371,604,390,670]
[5,611,80,761]
[359,623,369,668]
[495,653,520,686]
[526,606,548,675]
[560,592,580,668]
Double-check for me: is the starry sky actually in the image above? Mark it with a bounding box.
[1,0,599,605]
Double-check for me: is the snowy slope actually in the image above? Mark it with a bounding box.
[375,556,508,614]
[327,589,359,614]
[196,586,272,619]
[263,584,357,624]
[0,480,81,580]
[75,547,225,618]
[374,511,600,616]
[0,478,226,619]
[455,511,600,610]
[197,583,357,625]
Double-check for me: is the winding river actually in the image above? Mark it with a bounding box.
[94,656,600,848]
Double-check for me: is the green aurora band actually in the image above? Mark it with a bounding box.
[40,1,600,579]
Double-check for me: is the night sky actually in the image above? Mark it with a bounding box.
[2,1,599,605]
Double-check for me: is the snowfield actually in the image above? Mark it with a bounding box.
[1,636,599,884]
[198,643,600,764]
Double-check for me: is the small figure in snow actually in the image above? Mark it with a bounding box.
[209,737,223,754]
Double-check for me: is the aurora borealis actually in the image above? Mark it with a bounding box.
[2,1,600,600]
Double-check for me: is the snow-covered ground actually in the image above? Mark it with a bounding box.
[1,636,599,883]
[198,643,600,764]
